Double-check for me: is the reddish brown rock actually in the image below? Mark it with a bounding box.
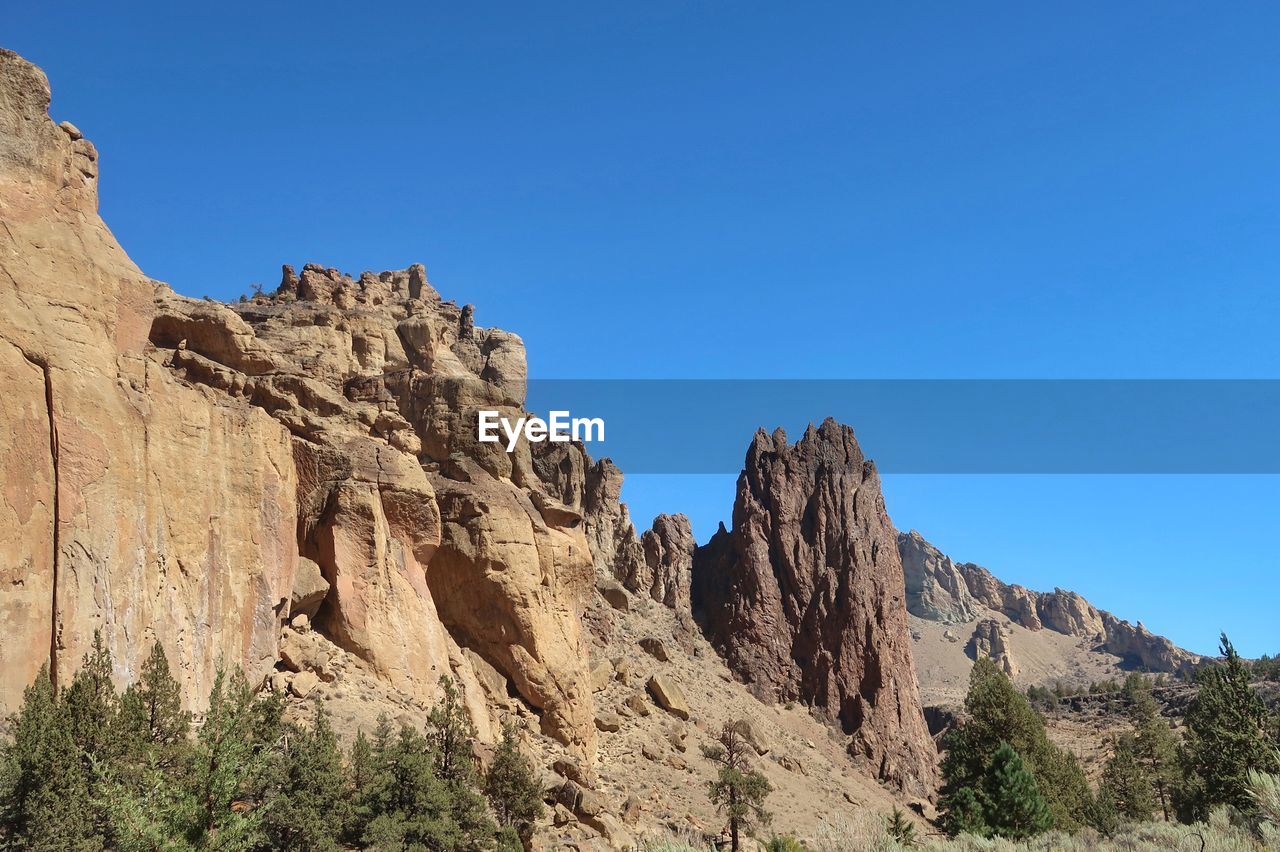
[692,419,937,795]
[639,513,695,615]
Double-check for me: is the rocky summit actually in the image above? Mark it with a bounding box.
[692,420,938,797]
[0,46,1207,847]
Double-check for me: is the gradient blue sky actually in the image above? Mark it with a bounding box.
[8,2,1278,655]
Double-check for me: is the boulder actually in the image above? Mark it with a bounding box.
[639,637,670,662]
[290,556,330,620]
[647,674,690,720]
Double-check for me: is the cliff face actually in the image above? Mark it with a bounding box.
[898,530,1199,676]
[692,420,938,796]
[0,48,605,761]
[0,48,300,714]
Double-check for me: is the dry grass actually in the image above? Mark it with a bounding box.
[644,808,1280,851]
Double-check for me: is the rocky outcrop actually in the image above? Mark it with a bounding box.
[0,49,301,715]
[899,530,979,624]
[1098,614,1196,674]
[0,49,607,761]
[692,420,937,795]
[967,619,1017,676]
[638,513,695,616]
[897,531,1199,675]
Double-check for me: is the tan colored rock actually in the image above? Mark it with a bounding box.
[967,618,1018,676]
[647,674,690,720]
[0,49,299,713]
[596,577,630,612]
[589,661,614,693]
[624,690,651,717]
[290,556,329,620]
[738,717,772,755]
[290,670,320,698]
[639,513,695,614]
[639,636,670,662]
[594,711,622,732]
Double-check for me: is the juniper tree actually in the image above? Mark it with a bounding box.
[426,676,495,850]
[180,665,284,847]
[983,741,1053,840]
[1127,679,1179,820]
[885,807,918,847]
[1178,634,1279,820]
[702,720,771,852]
[262,709,351,851]
[939,657,1093,834]
[484,720,544,836]
[1100,733,1156,821]
[0,664,99,851]
[358,722,459,851]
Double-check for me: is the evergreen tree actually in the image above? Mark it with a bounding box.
[938,785,987,838]
[484,720,545,837]
[358,722,459,851]
[885,807,918,847]
[0,664,99,851]
[939,657,1093,833]
[262,709,351,851]
[426,676,495,851]
[701,720,771,852]
[1128,682,1179,821]
[1178,634,1278,820]
[179,665,284,847]
[62,631,122,841]
[1100,734,1155,821]
[982,742,1052,840]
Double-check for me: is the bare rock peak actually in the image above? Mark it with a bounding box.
[694,419,938,796]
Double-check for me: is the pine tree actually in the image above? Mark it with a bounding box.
[885,807,918,846]
[358,722,459,851]
[262,709,351,851]
[1100,733,1155,821]
[1178,633,1278,820]
[982,741,1052,840]
[485,720,545,837]
[702,720,772,852]
[939,785,988,837]
[426,676,495,850]
[180,665,284,847]
[1128,681,1179,821]
[0,664,99,851]
[939,657,1093,833]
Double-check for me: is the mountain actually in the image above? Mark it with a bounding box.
[0,47,934,846]
[898,529,1200,707]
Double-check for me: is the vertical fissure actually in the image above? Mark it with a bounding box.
[27,353,60,690]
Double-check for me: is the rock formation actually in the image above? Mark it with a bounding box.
[0,48,299,714]
[0,47,608,761]
[692,420,938,796]
[898,531,1199,675]
[967,618,1018,676]
[638,513,695,615]
[899,530,980,624]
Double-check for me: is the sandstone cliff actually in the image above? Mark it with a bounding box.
[692,420,938,796]
[0,48,299,715]
[0,47,606,762]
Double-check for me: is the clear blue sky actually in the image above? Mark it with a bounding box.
[8,2,1278,656]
